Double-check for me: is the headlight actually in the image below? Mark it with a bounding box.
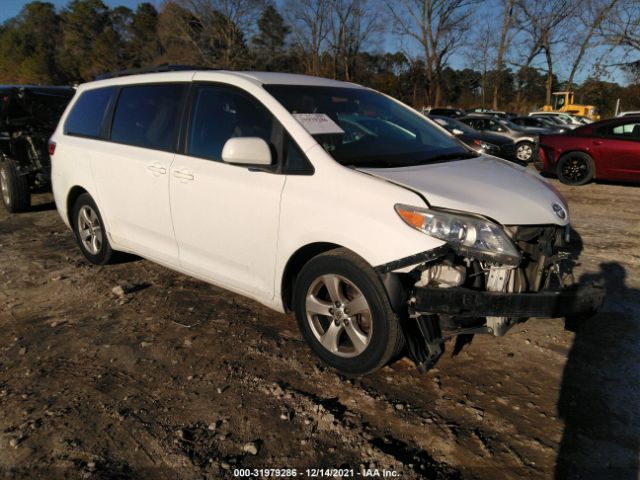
[395,204,521,265]
[470,139,498,153]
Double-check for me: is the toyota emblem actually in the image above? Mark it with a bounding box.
[552,203,567,219]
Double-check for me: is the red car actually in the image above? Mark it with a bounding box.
[537,116,640,185]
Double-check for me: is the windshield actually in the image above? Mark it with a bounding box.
[264,85,474,168]
[500,119,525,131]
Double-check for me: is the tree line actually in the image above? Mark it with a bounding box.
[1,0,639,116]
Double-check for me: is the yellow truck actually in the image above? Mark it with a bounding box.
[541,92,600,121]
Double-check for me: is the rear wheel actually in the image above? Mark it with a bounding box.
[71,193,115,265]
[557,152,595,186]
[0,158,30,213]
[293,248,404,376]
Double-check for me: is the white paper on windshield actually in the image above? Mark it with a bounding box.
[292,113,344,135]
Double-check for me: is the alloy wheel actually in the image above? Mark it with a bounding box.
[305,274,373,358]
[77,205,103,255]
[0,169,9,206]
[516,143,533,161]
[561,156,588,182]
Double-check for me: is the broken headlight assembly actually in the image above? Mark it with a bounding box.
[395,204,521,266]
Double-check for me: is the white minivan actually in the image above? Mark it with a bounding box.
[50,67,603,375]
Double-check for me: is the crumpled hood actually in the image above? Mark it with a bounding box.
[359,156,569,226]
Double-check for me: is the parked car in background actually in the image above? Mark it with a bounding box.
[529,112,581,129]
[424,107,466,118]
[468,108,515,119]
[459,114,542,163]
[0,85,75,212]
[50,67,602,375]
[429,115,518,162]
[537,116,640,185]
[617,110,640,117]
[511,115,570,134]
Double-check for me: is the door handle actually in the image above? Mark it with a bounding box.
[147,163,166,175]
[593,140,603,146]
[173,169,194,181]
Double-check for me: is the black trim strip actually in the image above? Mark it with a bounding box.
[412,284,605,318]
[375,245,449,274]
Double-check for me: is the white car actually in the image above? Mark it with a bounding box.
[50,68,602,375]
[617,111,640,117]
[528,112,582,129]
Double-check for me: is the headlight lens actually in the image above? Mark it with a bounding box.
[470,139,498,153]
[395,204,521,265]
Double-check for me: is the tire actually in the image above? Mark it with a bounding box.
[0,158,30,213]
[71,193,115,265]
[557,152,595,186]
[293,248,404,376]
[515,141,534,163]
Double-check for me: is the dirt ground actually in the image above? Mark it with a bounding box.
[0,177,638,480]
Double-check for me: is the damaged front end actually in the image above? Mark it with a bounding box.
[379,223,604,372]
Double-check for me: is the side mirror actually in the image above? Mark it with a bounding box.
[221,137,273,166]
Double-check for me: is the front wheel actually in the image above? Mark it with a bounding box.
[557,152,595,185]
[293,248,404,376]
[516,141,534,163]
[0,158,30,213]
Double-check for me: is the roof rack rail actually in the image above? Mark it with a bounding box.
[95,64,217,81]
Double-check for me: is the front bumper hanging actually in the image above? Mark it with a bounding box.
[412,283,604,318]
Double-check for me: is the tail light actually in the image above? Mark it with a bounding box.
[48,141,56,156]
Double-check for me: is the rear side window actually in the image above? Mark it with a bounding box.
[64,87,115,138]
[110,84,185,151]
[597,121,640,139]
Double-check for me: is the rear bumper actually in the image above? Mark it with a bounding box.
[412,283,604,318]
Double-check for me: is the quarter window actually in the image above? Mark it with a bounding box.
[597,122,640,139]
[187,85,275,161]
[64,87,115,138]
[110,84,185,151]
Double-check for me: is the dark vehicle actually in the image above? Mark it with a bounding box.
[429,115,518,162]
[0,85,75,212]
[511,115,569,133]
[425,107,466,118]
[459,114,548,163]
[537,116,640,185]
[467,108,517,119]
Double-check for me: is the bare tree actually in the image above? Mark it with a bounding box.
[326,0,383,80]
[177,0,265,68]
[516,0,576,105]
[386,0,478,107]
[564,0,620,89]
[465,22,492,108]
[598,0,640,82]
[601,0,640,51]
[284,0,331,75]
[492,0,517,109]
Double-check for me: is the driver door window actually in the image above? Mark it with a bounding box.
[187,85,276,161]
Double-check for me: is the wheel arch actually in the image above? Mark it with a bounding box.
[66,185,89,226]
[280,242,342,312]
[280,242,408,315]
